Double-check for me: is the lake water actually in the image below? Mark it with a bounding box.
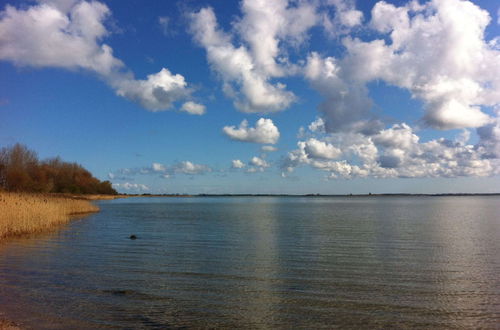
[1,196,499,328]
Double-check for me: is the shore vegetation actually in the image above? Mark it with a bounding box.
[0,192,101,239]
[0,144,117,194]
[0,143,121,239]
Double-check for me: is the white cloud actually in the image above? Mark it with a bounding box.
[282,120,500,179]
[308,117,325,133]
[249,156,270,168]
[261,145,277,152]
[223,118,280,144]
[112,182,149,192]
[340,0,499,130]
[371,123,419,150]
[173,161,211,175]
[301,138,341,160]
[302,0,500,134]
[236,0,317,77]
[0,2,119,74]
[152,162,166,172]
[231,159,245,169]
[0,1,196,111]
[180,101,206,115]
[322,0,363,38]
[113,68,190,111]
[189,6,297,113]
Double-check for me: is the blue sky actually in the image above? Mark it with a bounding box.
[1,0,500,194]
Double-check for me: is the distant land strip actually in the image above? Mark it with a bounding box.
[128,193,500,197]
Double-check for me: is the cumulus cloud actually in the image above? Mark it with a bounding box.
[340,0,499,130]
[0,1,119,73]
[112,182,149,192]
[152,162,166,172]
[0,1,197,111]
[299,0,500,134]
[113,68,191,111]
[249,156,270,168]
[189,5,304,113]
[282,119,500,179]
[302,138,341,160]
[172,161,211,175]
[308,118,326,133]
[321,0,363,37]
[304,52,377,133]
[245,156,270,173]
[246,155,271,173]
[231,159,245,169]
[235,0,317,77]
[477,113,500,158]
[223,118,280,144]
[187,0,375,115]
[180,101,206,115]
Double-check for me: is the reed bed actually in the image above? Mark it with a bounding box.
[0,192,100,239]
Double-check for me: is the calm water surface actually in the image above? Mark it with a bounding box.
[1,196,499,328]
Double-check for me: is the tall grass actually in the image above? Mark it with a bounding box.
[0,192,100,239]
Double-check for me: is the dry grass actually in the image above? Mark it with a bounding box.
[0,192,100,239]
[0,318,21,330]
[70,194,126,200]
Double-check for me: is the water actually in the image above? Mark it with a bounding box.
[1,196,499,328]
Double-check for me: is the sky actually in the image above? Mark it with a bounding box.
[1,0,500,194]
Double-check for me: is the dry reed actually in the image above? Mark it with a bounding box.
[0,192,100,239]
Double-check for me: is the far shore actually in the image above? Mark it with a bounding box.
[124,192,500,198]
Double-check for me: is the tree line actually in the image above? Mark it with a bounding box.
[0,143,117,194]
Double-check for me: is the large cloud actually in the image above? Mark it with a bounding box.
[235,0,317,77]
[0,0,200,112]
[189,6,297,113]
[282,119,500,179]
[223,118,280,144]
[339,0,499,130]
[189,0,374,115]
[300,0,500,134]
[304,52,380,133]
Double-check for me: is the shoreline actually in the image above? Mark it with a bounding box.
[125,192,500,198]
[0,193,124,329]
[0,192,124,240]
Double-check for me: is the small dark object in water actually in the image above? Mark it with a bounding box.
[129,235,137,240]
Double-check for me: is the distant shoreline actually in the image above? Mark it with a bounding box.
[126,193,500,198]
